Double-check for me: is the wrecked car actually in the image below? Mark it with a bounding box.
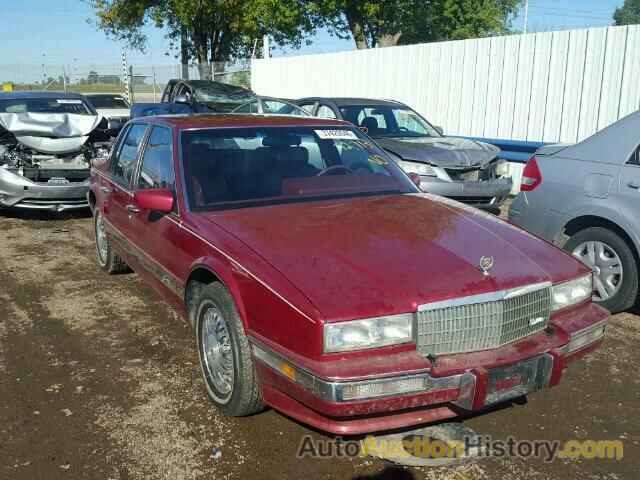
[131,80,255,119]
[296,97,512,208]
[90,114,607,435]
[0,92,111,211]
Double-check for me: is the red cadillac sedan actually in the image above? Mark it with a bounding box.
[88,114,608,435]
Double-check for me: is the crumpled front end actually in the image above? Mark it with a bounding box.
[0,112,110,211]
[378,136,513,208]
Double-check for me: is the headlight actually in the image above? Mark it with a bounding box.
[397,160,437,177]
[324,314,414,353]
[552,274,592,311]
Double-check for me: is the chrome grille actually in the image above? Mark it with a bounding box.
[416,283,552,356]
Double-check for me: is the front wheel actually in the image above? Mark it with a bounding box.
[564,227,638,313]
[194,282,263,416]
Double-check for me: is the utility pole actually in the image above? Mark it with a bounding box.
[523,0,529,34]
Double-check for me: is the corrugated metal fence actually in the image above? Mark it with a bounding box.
[252,25,640,144]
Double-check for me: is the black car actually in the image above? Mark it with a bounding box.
[296,97,512,209]
[161,79,255,113]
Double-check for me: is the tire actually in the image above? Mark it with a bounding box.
[194,281,263,416]
[94,210,128,274]
[564,227,638,313]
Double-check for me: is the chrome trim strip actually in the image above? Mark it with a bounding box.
[164,215,317,324]
[103,217,185,298]
[418,282,552,311]
[252,342,464,403]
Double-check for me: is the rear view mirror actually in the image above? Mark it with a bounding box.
[134,189,174,213]
[434,126,444,135]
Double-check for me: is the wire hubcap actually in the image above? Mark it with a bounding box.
[95,214,108,265]
[201,304,234,401]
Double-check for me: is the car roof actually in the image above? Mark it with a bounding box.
[298,97,406,107]
[85,93,124,97]
[172,79,252,92]
[0,91,89,100]
[140,113,351,130]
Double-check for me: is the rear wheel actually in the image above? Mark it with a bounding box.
[94,210,128,274]
[564,227,638,313]
[193,282,263,416]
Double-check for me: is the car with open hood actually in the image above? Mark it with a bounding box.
[296,97,512,209]
[89,114,607,435]
[0,91,112,211]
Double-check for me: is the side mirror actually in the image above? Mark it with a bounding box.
[174,94,190,105]
[408,172,422,189]
[434,126,444,135]
[134,189,174,214]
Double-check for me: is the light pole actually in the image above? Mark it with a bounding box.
[523,0,529,34]
[41,52,47,84]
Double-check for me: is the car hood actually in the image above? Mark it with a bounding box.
[375,136,500,169]
[204,194,588,321]
[0,112,101,154]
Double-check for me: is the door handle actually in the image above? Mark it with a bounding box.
[126,204,141,214]
[100,186,113,194]
[628,181,640,189]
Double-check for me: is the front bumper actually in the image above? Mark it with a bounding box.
[0,167,89,211]
[420,176,512,208]
[253,303,608,435]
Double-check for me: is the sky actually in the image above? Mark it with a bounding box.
[0,0,625,71]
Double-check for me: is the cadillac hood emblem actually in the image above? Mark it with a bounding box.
[479,256,495,276]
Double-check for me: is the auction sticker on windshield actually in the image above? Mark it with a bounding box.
[315,129,358,140]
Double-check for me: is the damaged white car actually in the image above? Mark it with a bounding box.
[0,92,112,211]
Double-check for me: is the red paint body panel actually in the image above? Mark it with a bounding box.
[90,115,608,436]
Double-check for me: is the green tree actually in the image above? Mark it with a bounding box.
[311,0,521,49]
[90,0,313,79]
[614,0,640,25]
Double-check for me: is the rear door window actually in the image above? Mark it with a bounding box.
[110,124,148,187]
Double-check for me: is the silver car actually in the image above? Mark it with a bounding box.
[509,111,640,313]
[0,92,111,212]
[232,96,310,116]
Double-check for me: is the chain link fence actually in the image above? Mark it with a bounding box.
[0,61,251,103]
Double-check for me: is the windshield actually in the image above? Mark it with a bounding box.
[87,95,129,109]
[339,105,441,138]
[182,126,416,211]
[0,97,93,115]
[193,83,255,106]
[233,99,310,116]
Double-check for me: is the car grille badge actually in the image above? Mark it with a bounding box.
[479,256,494,276]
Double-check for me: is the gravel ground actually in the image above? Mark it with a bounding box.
[0,207,638,480]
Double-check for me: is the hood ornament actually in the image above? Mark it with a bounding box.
[479,256,494,276]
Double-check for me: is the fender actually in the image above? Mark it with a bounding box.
[186,257,250,330]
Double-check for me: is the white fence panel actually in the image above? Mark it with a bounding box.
[252,25,640,144]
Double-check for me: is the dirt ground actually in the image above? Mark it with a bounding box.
[0,207,638,480]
